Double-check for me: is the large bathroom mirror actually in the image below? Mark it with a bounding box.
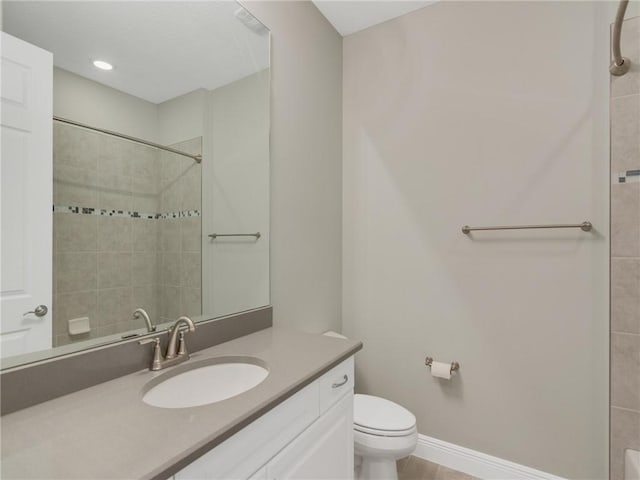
[1,1,270,368]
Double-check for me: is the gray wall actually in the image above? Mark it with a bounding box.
[342,2,610,478]
[53,68,159,142]
[241,1,343,333]
[610,14,640,480]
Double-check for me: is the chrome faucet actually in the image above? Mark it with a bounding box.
[133,308,156,333]
[139,316,196,371]
[166,316,196,359]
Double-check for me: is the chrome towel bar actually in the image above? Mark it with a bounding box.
[461,221,592,235]
[208,232,261,240]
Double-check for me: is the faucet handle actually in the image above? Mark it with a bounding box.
[177,331,188,356]
[139,337,163,371]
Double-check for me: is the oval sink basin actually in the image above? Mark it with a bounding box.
[142,356,269,409]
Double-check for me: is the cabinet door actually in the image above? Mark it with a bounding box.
[267,392,353,480]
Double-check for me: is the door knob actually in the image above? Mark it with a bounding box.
[24,305,48,317]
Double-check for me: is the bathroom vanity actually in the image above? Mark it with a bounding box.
[0,328,361,479]
[172,354,354,480]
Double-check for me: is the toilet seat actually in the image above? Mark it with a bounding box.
[354,423,417,437]
[354,394,416,437]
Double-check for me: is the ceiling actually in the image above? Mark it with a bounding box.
[3,0,435,103]
[3,1,270,104]
[312,1,437,36]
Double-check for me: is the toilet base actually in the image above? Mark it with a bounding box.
[354,429,416,480]
[356,455,399,480]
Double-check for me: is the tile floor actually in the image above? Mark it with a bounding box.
[397,456,478,480]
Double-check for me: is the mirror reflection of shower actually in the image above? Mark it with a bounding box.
[1,1,271,364]
[52,109,203,347]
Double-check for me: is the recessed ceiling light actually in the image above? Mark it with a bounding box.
[93,60,113,71]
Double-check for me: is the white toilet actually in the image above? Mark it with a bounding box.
[323,331,418,479]
[353,394,418,480]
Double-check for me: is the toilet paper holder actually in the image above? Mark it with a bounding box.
[424,357,460,374]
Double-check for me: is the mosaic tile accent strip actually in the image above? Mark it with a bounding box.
[156,210,201,219]
[53,205,201,219]
[613,169,640,184]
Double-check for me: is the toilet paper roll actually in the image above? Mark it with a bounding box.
[431,361,451,380]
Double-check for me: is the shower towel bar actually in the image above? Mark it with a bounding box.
[461,221,592,234]
[208,232,261,239]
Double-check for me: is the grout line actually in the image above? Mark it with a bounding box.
[611,92,640,101]
[611,331,640,337]
[611,405,640,414]
[55,289,98,295]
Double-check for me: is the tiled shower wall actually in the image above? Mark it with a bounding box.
[52,123,201,346]
[610,15,640,480]
[157,137,202,324]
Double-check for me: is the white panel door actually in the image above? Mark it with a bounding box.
[0,33,53,358]
[266,393,354,480]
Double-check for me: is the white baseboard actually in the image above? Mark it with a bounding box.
[413,434,566,480]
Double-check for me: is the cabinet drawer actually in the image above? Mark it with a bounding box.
[319,357,354,414]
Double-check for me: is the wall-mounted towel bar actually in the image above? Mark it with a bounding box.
[461,221,592,235]
[208,232,261,240]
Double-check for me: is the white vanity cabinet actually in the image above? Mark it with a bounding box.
[266,393,353,479]
[174,357,354,480]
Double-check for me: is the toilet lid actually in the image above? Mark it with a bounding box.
[354,394,416,433]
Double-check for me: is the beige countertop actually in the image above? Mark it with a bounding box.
[0,328,362,480]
